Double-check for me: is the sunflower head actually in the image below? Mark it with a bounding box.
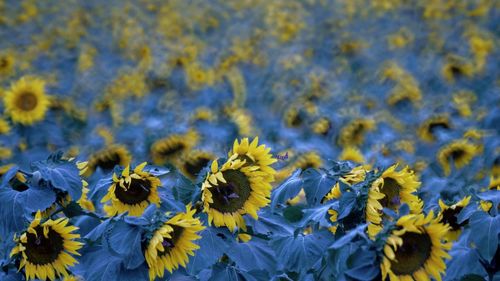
[85,145,132,176]
[181,150,215,180]
[442,55,475,83]
[438,196,471,241]
[10,211,83,281]
[338,146,365,164]
[418,115,451,142]
[311,117,331,135]
[338,118,376,147]
[150,130,199,165]
[101,162,162,217]
[0,51,15,76]
[228,137,277,182]
[381,212,452,281]
[3,76,50,125]
[202,155,272,231]
[144,205,204,281]
[437,139,479,176]
[367,164,423,238]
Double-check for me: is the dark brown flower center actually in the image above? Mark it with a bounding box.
[441,206,467,231]
[184,156,211,178]
[428,122,449,134]
[450,149,466,161]
[158,142,186,158]
[0,57,9,68]
[158,225,184,257]
[24,226,64,265]
[390,232,432,275]
[93,152,122,171]
[114,177,152,205]
[210,169,251,213]
[16,92,38,111]
[380,177,401,210]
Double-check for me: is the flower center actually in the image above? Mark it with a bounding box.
[94,152,122,171]
[390,232,432,275]
[379,177,401,210]
[0,57,8,68]
[158,225,184,257]
[428,122,449,134]
[209,169,251,213]
[16,92,38,111]
[441,206,467,231]
[24,226,64,265]
[159,142,185,157]
[184,156,211,178]
[450,149,465,161]
[114,177,152,205]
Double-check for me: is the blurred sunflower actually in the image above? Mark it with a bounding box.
[276,151,322,181]
[311,117,331,135]
[381,212,452,281]
[101,162,161,216]
[338,146,365,164]
[438,196,471,241]
[201,155,272,231]
[145,205,204,281]
[3,76,50,125]
[150,130,199,165]
[338,118,376,147]
[441,55,475,83]
[437,139,479,175]
[228,137,277,182]
[367,164,423,238]
[418,115,452,142]
[10,211,83,281]
[0,51,15,76]
[0,118,11,135]
[85,144,132,176]
[181,150,215,180]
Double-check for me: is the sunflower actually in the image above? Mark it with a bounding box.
[150,130,199,165]
[441,55,475,83]
[437,139,479,176]
[85,144,132,176]
[144,205,204,281]
[3,76,50,125]
[381,212,452,281]
[0,51,15,76]
[10,211,83,281]
[181,150,215,180]
[276,151,322,182]
[418,115,452,142]
[438,196,471,241]
[101,162,161,217]
[323,166,367,234]
[201,155,272,231]
[0,118,11,135]
[228,137,277,182]
[338,146,365,164]
[284,106,306,128]
[311,117,331,135]
[367,164,423,238]
[338,118,376,147]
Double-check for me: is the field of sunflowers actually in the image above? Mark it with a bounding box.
[0,0,499,280]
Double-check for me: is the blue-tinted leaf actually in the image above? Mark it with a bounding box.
[0,185,55,236]
[85,218,113,241]
[445,243,487,280]
[299,201,338,228]
[32,155,82,199]
[226,237,277,272]
[186,227,233,275]
[106,221,145,269]
[302,169,336,206]
[337,192,357,220]
[270,169,303,211]
[245,208,294,237]
[468,212,500,262]
[0,166,19,188]
[329,224,367,250]
[345,247,379,281]
[271,230,332,273]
